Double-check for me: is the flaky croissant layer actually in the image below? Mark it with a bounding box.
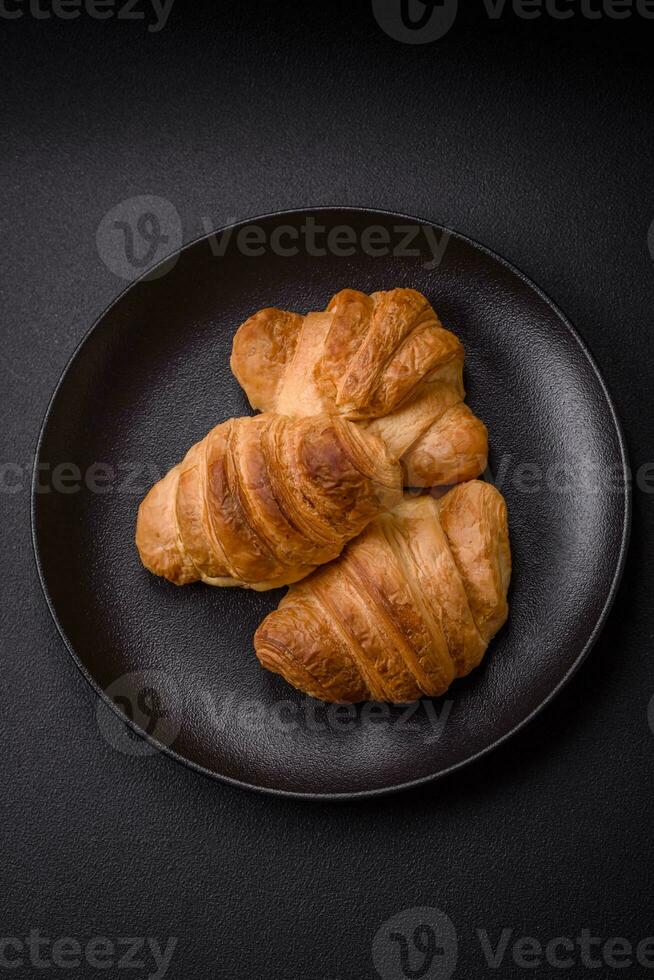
[231,287,488,488]
[135,413,402,591]
[255,480,511,702]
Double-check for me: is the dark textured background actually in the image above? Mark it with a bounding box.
[1,2,653,977]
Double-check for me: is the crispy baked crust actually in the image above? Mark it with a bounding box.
[135,414,402,590]
[255,481,511,701]
[230,287,488,487]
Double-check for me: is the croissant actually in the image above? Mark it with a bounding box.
[231,288,488,487]
[254,480,511,702]
[135,413,402,591]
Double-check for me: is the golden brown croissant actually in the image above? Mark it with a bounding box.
[135,413,402,591]
[231,288,488,487]
[254,480,511,701]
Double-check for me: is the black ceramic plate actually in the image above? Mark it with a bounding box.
[32,208,630,799]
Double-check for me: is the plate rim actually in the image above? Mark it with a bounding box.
[31,205,632,801]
